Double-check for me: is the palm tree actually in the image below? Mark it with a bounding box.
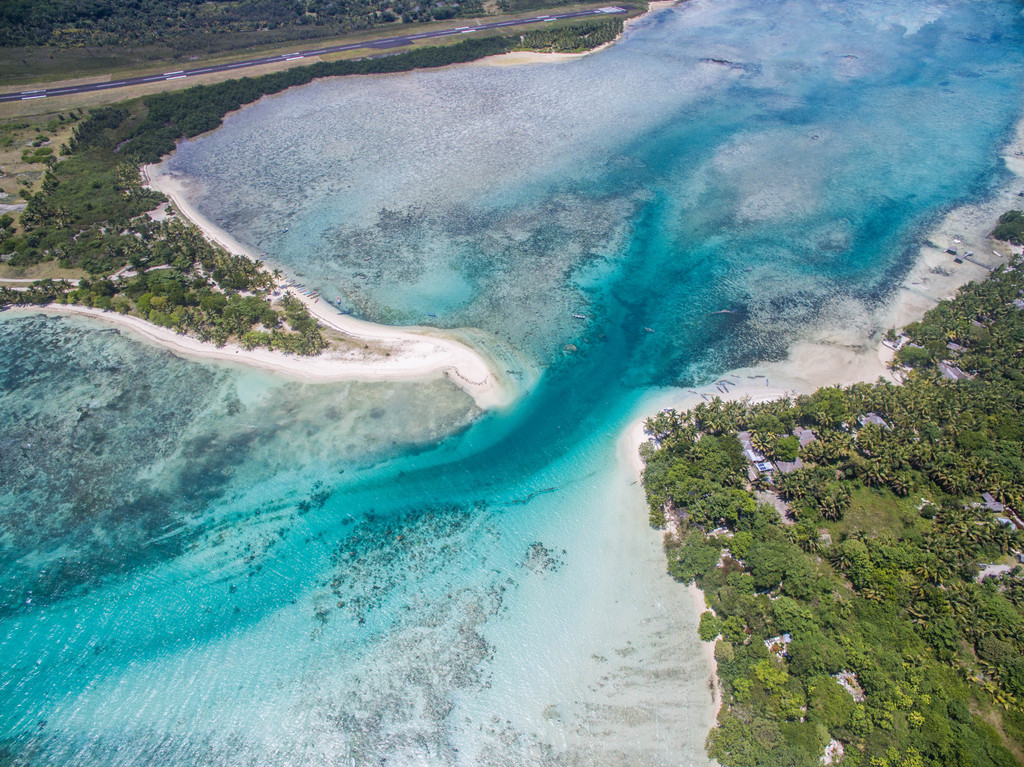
[914,561,939,587]
[861,587,884,603]
[829,547,853,572]
[889,471,913,497]
[907,604,931,629]
[751,430,774,457]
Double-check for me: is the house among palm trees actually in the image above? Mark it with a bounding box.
[764,633,792,659]
[833,670,866,702]
[736,431,775,478]
[982,492,1005,513]
[774,427,817,475]
[794,427,816,447]
[882,332,909,351]
[857,412,890,430]
[736,431,762,462]
[938,361,973,381]
[975,492,1023,532]
[775,459,801,475]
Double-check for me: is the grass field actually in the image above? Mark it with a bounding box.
[0,113,79,213]
[827,484,930,540]
[0,262,87,281]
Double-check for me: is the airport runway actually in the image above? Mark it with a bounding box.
[1,7,627,104]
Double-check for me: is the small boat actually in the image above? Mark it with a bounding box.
[427,313,437,317]
[336,296,341,303]
[742,267,753,272]
[572,313,586,319]
[282,228,289,234]
[644,327,654,333]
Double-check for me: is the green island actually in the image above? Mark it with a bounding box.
[640,245,1024,766]
[0,19,622,355]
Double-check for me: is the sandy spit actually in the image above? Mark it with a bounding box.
[132,165,521,410]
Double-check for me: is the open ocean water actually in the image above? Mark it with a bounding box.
[3,0,1024,763]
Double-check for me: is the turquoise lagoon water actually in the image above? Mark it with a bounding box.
[4,0,1024,763]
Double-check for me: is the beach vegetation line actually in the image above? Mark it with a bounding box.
[640,252,1024,767]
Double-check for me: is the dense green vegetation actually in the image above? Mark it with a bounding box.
[518,17,622,52]
[641,253,1024,766]
[992,210,1024,247]
[0,92,332,352]
[0,0,499,51]
[0,213,328,355]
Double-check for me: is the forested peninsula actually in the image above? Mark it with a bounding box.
[641,247,1024,766]
[0,19,622,354]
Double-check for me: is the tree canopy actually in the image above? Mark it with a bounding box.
[641,251,1024,767]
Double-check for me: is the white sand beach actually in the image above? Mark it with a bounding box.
[477,0,678,67]
[8,301,512,409]
[135,165,520,410]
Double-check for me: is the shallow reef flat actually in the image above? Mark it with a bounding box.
[4,0,1024,763]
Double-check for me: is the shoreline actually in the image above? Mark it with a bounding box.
[475,1,678,67]
[3,301,505,408]
[623,114,1024,730]
[139,164,524,410]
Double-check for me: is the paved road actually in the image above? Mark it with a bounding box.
[1,7,628,105]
